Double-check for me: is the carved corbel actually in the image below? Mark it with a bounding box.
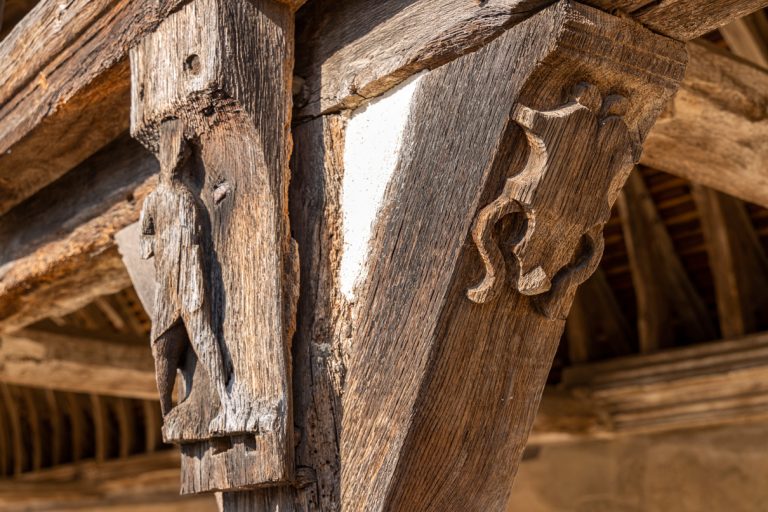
[468,82,639,319]
[130,0,298,494]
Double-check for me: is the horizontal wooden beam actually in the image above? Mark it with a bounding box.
[0,327,157,399]
[558,332,768,435]
[0,135,157,333]
[0,451,215,512]
[584,0,768,40]
[641,41,768,207]
[0,0,187,215]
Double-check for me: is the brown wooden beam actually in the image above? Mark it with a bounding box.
[585,0,768,40]
[641,41,768,207]
[720,11,768,67]
[333,4,684,509]
[692,185,768,338]
[561,331,768,434]
[0,135,156,334]
[0,327,157,399]
[0,451,215,512]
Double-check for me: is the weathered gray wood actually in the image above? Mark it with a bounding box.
[692,185,768,338]
[131,0,298,494]
[337,3,685,510]
[641,41,768,208]
[618,169,716,353]
[566,269,632,363]
[0,135,156,334]
[0,327,156,399]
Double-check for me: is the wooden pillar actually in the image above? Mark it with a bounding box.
[129,0,686,510]
[130,0,299,498]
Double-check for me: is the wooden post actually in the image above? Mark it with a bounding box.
[129,0,688,510]
[130,0,299,495]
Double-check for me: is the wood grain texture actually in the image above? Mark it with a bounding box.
[584,0,768,40]
[294,0,554,118]
[720,11,768,68]
[692,185,768,338]
[618,170,716,353]
[0,0,193,216]
[0,451,216,512]
[0,135,157,333]
[641,41,768,207]
[339,3,685,510]
[0,327,157,399]
[131,0,298,494]
[563,331,768,433]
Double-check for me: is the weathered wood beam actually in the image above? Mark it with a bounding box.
[692,185,768,338]
[0,135,156,334]
[130,0,299,496]
[618,169,716,353]
[720,11,768,68]
[0,327,157,399]
[561,331,768,434]
[584,0,768,40]
[328,3,684,509]
[0,0,309,217]
[0,0,36,40]
[293,0,554,118]
[0,451,215,512]
[641,41,768,207]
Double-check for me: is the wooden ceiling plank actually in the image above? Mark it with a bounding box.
[618,170,716,353]
[585,0,768,40]
[22,388,43,472]
[44,390,63,467]
[64,394,85,463]
[89,394,109,463]
[1,384,25,475]
[692,185,768,338]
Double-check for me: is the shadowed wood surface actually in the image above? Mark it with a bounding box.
[618,170,716,353]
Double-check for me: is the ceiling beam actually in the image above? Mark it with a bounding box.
[0,135,156,334]
[641,41,768,207]
[0,327,157,399]
[585,0,768,40]
[720,11,768,67]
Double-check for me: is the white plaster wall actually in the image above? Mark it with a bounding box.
[340,72,427,301]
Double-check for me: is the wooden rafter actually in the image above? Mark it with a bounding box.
[692,185,768,338]
[618,170,716,352]
[720,11,768,68]
[566,268,633,363]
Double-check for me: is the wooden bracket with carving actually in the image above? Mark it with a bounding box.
[467,82,638,319]
[130,0,298,494]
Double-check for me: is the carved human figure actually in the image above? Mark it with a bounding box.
[140,120,229,432]
[468,82,637,318]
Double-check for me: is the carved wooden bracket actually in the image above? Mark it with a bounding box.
[130,0,298,494]
[467,82,638,319]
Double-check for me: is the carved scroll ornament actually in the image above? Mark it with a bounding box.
[467,83,638,318]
